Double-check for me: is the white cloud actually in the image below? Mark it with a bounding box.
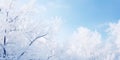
[107,20,120,49]
[66,27,102,58]
[1,0,120,60]
[65,20,120,60]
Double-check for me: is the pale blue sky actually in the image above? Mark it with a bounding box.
[36,0,120,40]
[37,0,120,31]
[60,0,120,30]
[63,0,120,39]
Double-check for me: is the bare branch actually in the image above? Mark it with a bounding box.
[47,54,55,60]
[0,44,7,58]
[17,33,48,60]
[47,47,56,60]
[29,33,48,46]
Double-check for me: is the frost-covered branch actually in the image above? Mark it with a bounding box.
[0,0,60,60]
[17,33,48,60]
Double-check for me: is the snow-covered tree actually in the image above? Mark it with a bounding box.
[0,0,61,60]
[60,21,120,60]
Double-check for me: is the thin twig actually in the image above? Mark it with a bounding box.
[17,33,48,60]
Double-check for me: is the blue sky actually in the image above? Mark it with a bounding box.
[48,0,120,39]
[35,0,120,41]
[62,0,120,30]
[1,0,120,59]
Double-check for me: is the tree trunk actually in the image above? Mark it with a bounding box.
[3,30,7,58]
